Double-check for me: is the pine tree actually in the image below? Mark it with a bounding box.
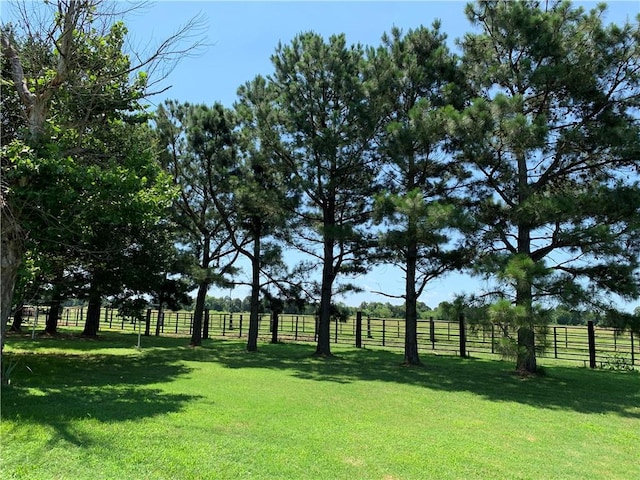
[456,0,640,373]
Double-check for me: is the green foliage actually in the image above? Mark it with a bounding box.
[267,32,386,353]
[455,0,640,371]
[599,352,636,372]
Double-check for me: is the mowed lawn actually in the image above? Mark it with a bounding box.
[1,332,639,480]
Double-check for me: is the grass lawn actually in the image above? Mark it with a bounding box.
[1,331,639,480]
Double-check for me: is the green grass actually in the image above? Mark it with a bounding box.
[2,331,639,479]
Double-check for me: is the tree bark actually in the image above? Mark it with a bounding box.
[190,282,208,346]
[517,326,536,373]
[271,312,279,344]
[82,293,101,337]
[1,208,23,358]
[45,300,61,335]
[247,234,261,352]
[404,235,421,366]
[45,275,64,335]
[10,306,24,332]
[316,232,334,356]
[155,302,164,337]
[515,152,537,373]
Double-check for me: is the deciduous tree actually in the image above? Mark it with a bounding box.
[1,0,205,372]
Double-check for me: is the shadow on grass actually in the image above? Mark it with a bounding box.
[2,337,201,445]
[4,331,639,422]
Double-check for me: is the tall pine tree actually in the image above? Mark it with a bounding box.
[269,32,384,355]
[456,0,640,373]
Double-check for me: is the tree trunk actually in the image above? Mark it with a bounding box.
[10,305,24,332]
[515,150,536,373]
[1,192,22,386]
[315,232,334,356]
[155,302,163,336]
[515,256,536,373]
[247,235,261,352]
[1,208,23,356]
[82,293,101,337]
[404,236,421,366]
[45,300,61,335]
[203,309,210,340]
[517,326,536,373]
[45,274,64,335]
[190,282,208,346]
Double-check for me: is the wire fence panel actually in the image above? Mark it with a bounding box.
[16,306,639,369]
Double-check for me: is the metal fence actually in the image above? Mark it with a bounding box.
[18,307,639,369]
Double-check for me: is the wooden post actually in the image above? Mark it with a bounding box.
[271,312,279,344]
[631,331,635,366]
[587,321,596,369]
[459,313,467,358]
[203,309,210,339]
[355,312,362,348]
[491,323,495,354]
[382,318,386,346]
[429,316,435,349]
[553,327,558,359]
[295,316,299,341]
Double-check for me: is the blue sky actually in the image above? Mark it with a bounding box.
[121,0,640,310]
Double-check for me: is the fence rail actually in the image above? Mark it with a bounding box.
[16,307,639,369]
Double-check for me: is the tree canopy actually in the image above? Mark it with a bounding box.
[2,0,638,374]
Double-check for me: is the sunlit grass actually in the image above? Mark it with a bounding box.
[2,331,639,479]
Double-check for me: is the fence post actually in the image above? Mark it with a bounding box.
[271,312,279,344]
[334,318,338,343]
[145,309,151,337]
[491,323,495,354]
[295,316,299,341]
[382,318,386,346]
[553,327,558,359]
[239,314,243,337]
[587,321,596,369]
[203,309,210,339]
[367,316,372,338]
[459,313,467,358]
[630,331,635,366]
[314,315,319,341]
[429,317,435,350]
[355,312,362,348]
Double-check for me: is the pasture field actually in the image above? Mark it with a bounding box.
[1,330,639,479]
